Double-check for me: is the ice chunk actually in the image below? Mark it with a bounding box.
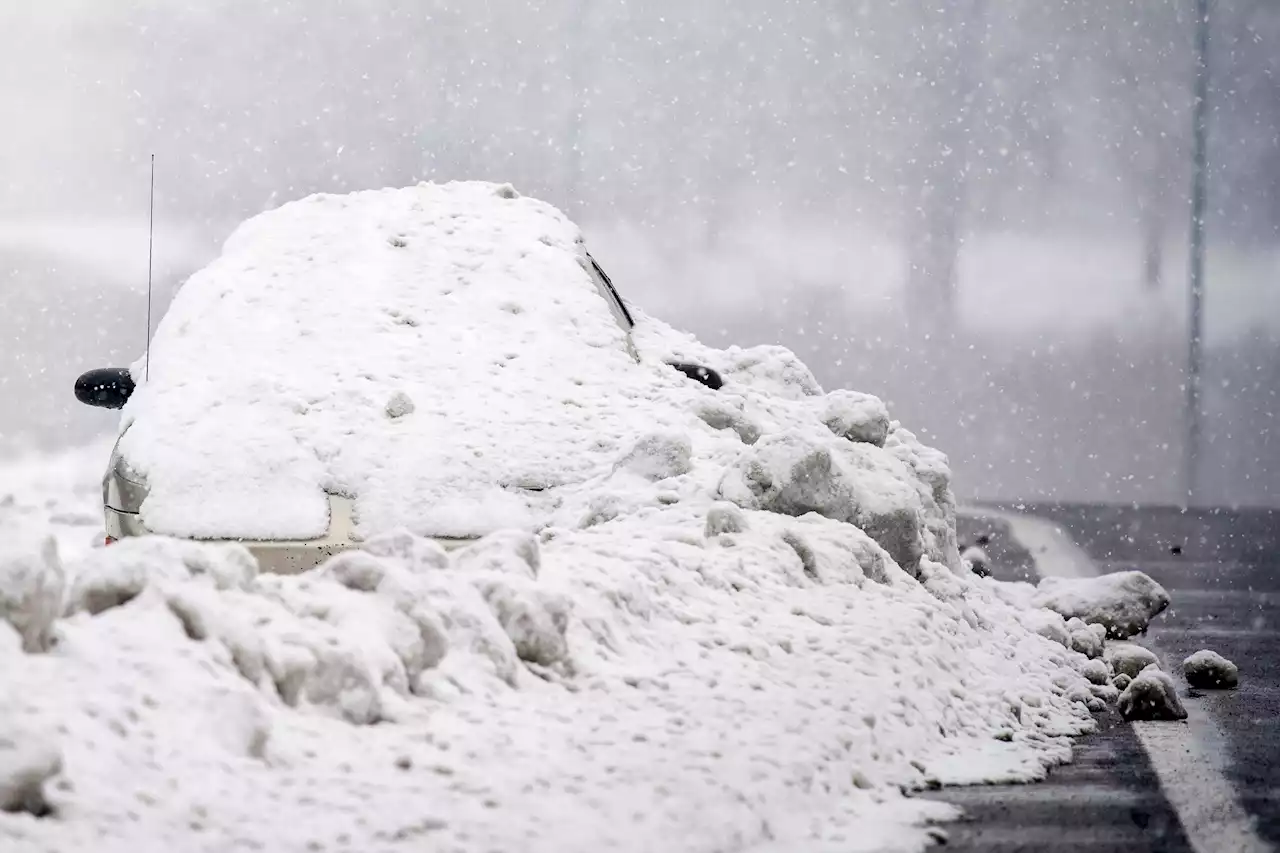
[1033,571,1170,639]
[1183,649,1239,689]
[1117,666,1187,721]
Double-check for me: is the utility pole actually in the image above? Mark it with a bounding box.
[1185,0,1210,508]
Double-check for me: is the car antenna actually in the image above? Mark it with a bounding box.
[145,153,155,382]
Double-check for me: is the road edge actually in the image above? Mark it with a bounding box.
[975,507,1271,853]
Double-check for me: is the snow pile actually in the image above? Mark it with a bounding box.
[0,184,1150,850]
[985,581,1191,720]
[1184,649,1239,689]
[0,509,1107,851]
[113,181,959,584]
[1033,571,1170,639]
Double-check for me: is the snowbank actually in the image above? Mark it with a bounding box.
[0,512,1104,852]
[1033,571,1170,639]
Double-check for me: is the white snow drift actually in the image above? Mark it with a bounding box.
[0,183,1168,852]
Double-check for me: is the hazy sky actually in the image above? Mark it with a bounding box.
[4,0,1277,505]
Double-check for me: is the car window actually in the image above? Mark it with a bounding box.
[584,252,635,331]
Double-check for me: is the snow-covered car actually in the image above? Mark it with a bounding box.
[74,182,727,572]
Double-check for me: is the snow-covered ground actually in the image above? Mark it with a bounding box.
[0,184,1173,852]
[2,444,1098,853]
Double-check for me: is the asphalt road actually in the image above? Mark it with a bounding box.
[924,504,1280,852]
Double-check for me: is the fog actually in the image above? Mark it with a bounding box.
[3,0,1277,507]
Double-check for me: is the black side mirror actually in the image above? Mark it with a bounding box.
[75,368,135,409]
[666,361,724,391]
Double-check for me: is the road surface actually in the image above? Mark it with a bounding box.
[925,503,1280,852]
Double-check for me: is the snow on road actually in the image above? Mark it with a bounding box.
[0,442,1103,853]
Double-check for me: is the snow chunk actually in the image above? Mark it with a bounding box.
[1033,571,1170,639]
[717,433,925,574]
[1184,649,1239,689]
[67,537,257,616]
[1089,682,1120,704]
[473,574,571,667]
[818,390,891,447]
[695,399,762,445]
[705,502,747,537]
[0,534,64,652]
[384,390,415,419]
[1111,673,1131,691]
[1117,665,1187,721]
[614,433,692,482]
[1066,616,1105,659]
[1080,659,1110,685]
[1105,642,1160,679]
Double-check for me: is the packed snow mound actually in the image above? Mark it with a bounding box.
[111,181,961,580]
[1117,665,1187,721]
[1,503,1104,852]
[1033,571,1170,639]
[1184,649,1239,689]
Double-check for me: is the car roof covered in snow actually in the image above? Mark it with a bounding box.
[117,181,957,567]
[120,181,668,539]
